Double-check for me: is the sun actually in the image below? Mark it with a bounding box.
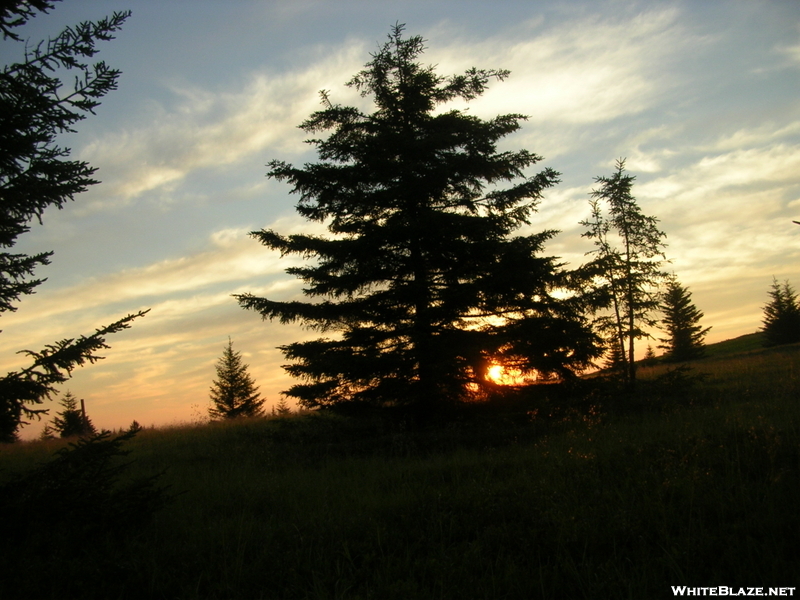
[485,362,529,386]
[487,364,505,383]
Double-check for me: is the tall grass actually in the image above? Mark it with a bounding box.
[1,344,798,599]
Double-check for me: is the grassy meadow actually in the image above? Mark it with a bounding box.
[1,337,798,599]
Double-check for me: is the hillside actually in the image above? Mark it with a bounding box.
[701,331,766,358]
[1,343,798,599]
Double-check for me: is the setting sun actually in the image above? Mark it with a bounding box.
[485,362,531,386]
[487,364,504,382]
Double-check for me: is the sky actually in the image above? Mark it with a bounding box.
[2,0,799,439]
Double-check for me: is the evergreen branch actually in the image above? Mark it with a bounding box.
[0,310,148,432]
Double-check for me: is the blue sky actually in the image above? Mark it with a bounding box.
[3,0,799,437]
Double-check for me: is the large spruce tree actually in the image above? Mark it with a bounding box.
[237,25,600,409]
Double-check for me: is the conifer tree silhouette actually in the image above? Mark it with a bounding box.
[761,278,800,347]
[49,391,96,438]
[658,278,710,361]
[581,160,667,388]
[237,24,600,410]
[208,339,265,419]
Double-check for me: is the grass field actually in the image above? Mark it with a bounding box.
[1,338,798,599]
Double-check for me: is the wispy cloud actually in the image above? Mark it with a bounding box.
[624,130,800,292]
[0,215,322,365]
[702,121,800,153]
[76,43,370,209]
[74,6,698,211]
[428,7,692,124]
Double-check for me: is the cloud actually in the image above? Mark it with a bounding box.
[426,7,692,126]
[74,6,699,211]
[607,130,800,295]
[0,215,324,358]
[639,143,800,212]
[2,217,316,438]
[76,42,370,209]
[702,121,800,153]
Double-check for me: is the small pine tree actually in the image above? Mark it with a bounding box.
[761,278,800,347]
[658,278,710,362]
[50,391,96,438]
[208,339,265,420]
[603,340,627,373]
[643,344,657,366]
[39,423,56,441]
[272,397,292,416]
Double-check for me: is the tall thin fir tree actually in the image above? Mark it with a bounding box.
[761,278,800,347]
[580,159,668,388]
[236,24,600,411]
[208,339,265,420]
[658,277,710,362]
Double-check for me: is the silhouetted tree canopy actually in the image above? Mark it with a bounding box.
[0,1,143,442]
[237,24,601,410]
[658,277,710,362]
[208,338,265,420]
[761,278,800,347]
[580,159,668,387]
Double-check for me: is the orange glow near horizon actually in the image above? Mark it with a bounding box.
[485,362,531,386]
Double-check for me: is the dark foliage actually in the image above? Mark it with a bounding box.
[0,427,170,598]
[580,159,668,387]
[208,338,265,419]
[0,0,56,41]
[761,278,800,347]
[237,24,601,410]
[0,1,143,441]
[659,277,710,361]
